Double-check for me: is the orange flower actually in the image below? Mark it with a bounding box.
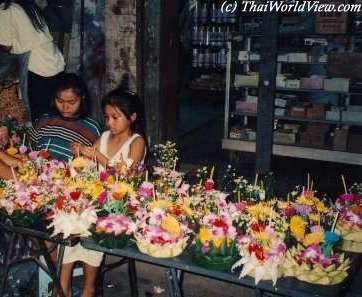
[351,205,362,216]
[112,192,124,200]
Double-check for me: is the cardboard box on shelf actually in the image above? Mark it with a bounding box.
[288,52,308,63]
[285,79,300,89]
[299,131,326,148]
[300,77,324,89]
[326,110,341,121]
[234,74,259,87]
[315,0,348,34]
[306,104,326,119]
[290,106,306,118]
[333,127,349,151]
[275,98,288,107]
[305,123,331,134]
[235,101,257,113]
[324,78,349,92]
[348,134,362,153]
[275,108,286,116]
[342,111,362,123]
[274,130,297,145]
[283,123,301,133]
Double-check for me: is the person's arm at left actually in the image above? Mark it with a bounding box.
[0,151,22,168]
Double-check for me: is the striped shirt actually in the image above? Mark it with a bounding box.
[29,114,101,161]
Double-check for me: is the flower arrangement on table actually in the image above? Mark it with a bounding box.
[47,190,98,238]
[193,192,239,271]
[134,205,191,258]
[282,183,350,285]
[0,178,51,229]
[88,167,142,248]
[335,178,362,253]
[232,201,287,285]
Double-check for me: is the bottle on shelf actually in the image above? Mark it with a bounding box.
[200,2,208,24]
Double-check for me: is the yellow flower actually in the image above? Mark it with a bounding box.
[107,175,115,185]
[290,215,306,242]
[303,232,324,247]
[71,157,89,168]
[253,231,271,248]
[114,182,135,197]
[90,183,104,200]
[0,188,4,198]
[6,146,18,156]
[199,227,211,244]
[161,215,180,238]
[51,169,65,180]
[213,236,225,249]
[148,200,172,210]
[182,198,193,216]
[316,201,328,213]
[296,195,314,206]
[248,203,274,221]
[308,213,320,223]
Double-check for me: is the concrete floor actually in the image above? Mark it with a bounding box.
[96,256,253,297]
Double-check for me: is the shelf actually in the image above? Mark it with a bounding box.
[233,85,360,95]
[238,60,328,65]
[231,111,362,127]
[222,138,362,165]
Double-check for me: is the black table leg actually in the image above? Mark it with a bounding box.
[128,258,138,297]
[255,287,263,297]
[0,232,16,297]
[166,268,182,297]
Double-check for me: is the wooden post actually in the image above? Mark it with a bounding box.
[139,0,179,146]
[255,4,279,173]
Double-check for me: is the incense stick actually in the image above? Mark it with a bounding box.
[10,167,17,182]
[331,211,339,231]
[45,138,51,151]
[341,175,348,194]
[209,166,215,180]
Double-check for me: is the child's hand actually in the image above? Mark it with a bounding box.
[80,146,96,159]
[70,142,83,155]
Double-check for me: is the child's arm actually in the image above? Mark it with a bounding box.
[128,137,146,167]
[0,151,23,168]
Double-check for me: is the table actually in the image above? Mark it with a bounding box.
[0,222,78,297]
[81,238,360,297]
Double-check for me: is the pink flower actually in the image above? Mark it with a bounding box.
[28,151,39,160]
[99,171,109,182]
[138,181,154,197]
[97,192,107,204]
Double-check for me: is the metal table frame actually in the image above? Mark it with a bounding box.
[81,238,359,297]
[0,223,78,297]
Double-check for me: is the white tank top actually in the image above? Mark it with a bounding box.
[99,131,146,168]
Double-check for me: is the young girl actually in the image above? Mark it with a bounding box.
[0,72,101,179]
[30,72,101,161]
[73,88,146,169]
[67,89,146,297]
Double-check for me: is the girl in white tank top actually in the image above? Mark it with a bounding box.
[68,89,146,297]
[74,89,146,170]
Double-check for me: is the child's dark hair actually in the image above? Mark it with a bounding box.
[51,72,90,117]
[102,88,145,135]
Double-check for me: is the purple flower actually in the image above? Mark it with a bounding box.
[295,205,312,216]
